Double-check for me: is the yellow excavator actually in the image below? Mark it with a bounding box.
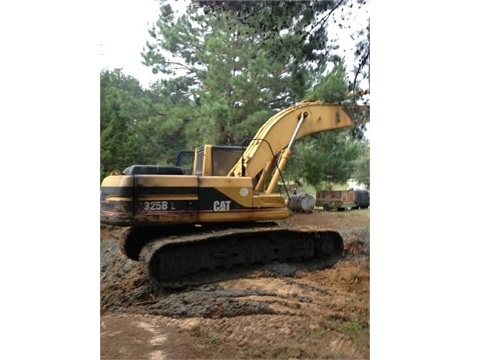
[100,98,369,286]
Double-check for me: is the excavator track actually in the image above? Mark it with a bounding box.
[138,223,344,288]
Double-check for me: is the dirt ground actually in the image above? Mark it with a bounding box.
[100,209,370,359]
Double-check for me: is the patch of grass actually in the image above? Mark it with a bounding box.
[348,272,359,282]
[231,343,304,360]
[338,319,370,350]
[308,327,326,338]
[194,328,227,359]
[231,344,274,360]
[338,319,369,335]
[200,335,223,349]
[194,331,277,360]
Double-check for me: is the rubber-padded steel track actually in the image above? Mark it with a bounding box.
[138,224,344,287]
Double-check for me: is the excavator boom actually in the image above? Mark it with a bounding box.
[228,101,369,180]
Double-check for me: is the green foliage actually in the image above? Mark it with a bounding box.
[136,77,196,162]
[100,69,149,180]
[141,0,350,146]
[287,129,362,188]
[194,0,370,89]
[100,69,196,181]
[352,140,370,187]
[195,0,337,66]
[308,61,349,103]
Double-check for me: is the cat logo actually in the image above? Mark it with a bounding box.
[213,200,231,212]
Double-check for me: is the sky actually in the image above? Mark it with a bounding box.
[99,0,164,87]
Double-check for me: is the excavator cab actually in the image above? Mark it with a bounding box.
[175,145,245,176]
[174,150,195,175]
[192,145,244,176]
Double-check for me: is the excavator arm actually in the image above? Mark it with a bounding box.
[227,101,369,193]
